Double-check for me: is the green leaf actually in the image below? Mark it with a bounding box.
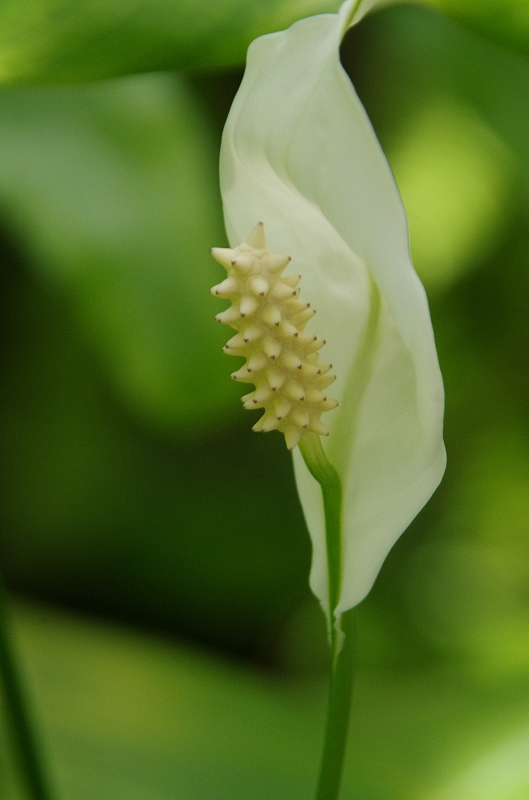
[0,73,240,432]
[422,0,529,57]
[0,0,341,85]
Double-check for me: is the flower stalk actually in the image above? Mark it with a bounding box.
[315,607,356,800]
[299,434,355,800]
[0,576,54,800]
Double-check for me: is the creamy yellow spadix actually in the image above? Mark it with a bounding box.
[211,222,338,450]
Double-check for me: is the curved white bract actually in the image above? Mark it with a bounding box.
[219,0,446,615]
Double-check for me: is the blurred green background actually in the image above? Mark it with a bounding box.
[1,1,529,798]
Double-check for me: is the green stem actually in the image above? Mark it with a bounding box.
[298,433,356,800]
[314,608,356,800]
[0,576,54,800]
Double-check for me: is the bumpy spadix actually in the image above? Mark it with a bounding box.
[211,222,338,450]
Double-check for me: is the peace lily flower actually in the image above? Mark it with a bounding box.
[212,0,446,622]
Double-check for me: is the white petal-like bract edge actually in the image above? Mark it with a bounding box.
[220,0,446,616]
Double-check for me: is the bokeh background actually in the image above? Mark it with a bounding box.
[1,1,529,798]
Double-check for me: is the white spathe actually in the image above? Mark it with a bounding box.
[219,0,446,616]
